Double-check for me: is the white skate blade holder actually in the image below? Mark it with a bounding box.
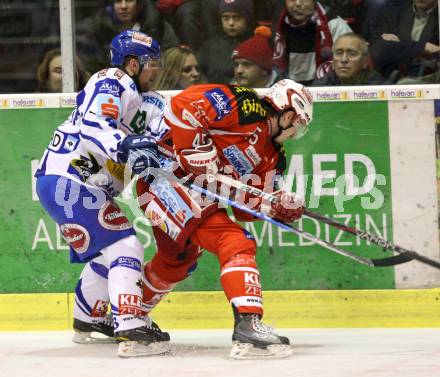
[118,341,170,358]
[72,330,115,345]
[230,342,293,360]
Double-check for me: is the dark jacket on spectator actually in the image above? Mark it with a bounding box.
[197,32,253,84]
[80,0,179,73]
[311,69,386,86]
[369,4,439,79]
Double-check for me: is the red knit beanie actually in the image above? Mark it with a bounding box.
[232,26,273,71]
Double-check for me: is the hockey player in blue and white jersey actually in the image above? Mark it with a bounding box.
[35,30,170,358]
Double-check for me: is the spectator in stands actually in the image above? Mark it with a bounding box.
[362,0,408,42]
[312,33,386,86]
[232,26,280,88]
[319,0,365,34]
[198,0,255,84]
[369,0,439,82]
[81,0,178,72]
[153,45,205,89]
[153,0,204,51]
[201,0,275,40]
[36,49,90,93]
[272,0,353,85]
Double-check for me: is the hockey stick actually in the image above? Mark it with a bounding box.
[205,173,440,270]
[135,169,419,268]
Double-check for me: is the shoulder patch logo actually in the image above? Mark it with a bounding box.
[204,88,232,121]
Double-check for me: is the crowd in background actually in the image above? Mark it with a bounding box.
[1,0,439,93]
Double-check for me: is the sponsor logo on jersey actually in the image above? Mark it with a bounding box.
[65,135,79,151]
[144,201,181,240]
[97,68,109,78]
[231,86,257,95]
[98,201,132,231]
[0,99,9,108]
[190,99,207,120]
[143,95,164,110]
[222,145,253,176]
[98,81,122,96]
[182,109,203,128]
[244,146,261,166]
[111,256,141,271]
[149,179,193,226]
[70,153,101,182]
[204,88,232,121]
[48,131,79,153]
[106,160,126,181]
[91,300,109,317]
[97,94,121,120]
[60,223,90,253]
[118,294,145,316]
[230,86,266,125]
[175,210,187,224]
[113,69,125,80]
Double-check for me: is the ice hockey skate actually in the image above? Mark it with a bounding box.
[72,315,115,344]
[229,306,293,360]
[115,319,171,358]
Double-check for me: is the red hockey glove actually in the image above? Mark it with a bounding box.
[178,139,220,177]
[262,190,304,223]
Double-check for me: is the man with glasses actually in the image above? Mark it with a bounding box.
[312,33,386,86]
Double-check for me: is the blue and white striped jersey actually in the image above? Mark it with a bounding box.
[35,68,165,197]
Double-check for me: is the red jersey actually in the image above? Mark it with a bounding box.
[164,84,286,183]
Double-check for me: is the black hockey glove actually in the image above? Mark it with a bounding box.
[118,135,160,182]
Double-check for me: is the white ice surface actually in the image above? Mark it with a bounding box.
[0,329,439,377]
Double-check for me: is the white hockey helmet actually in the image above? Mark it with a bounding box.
[263,79,313,141]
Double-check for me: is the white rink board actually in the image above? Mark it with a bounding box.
[389,101,440,288]
[0,84,439,109]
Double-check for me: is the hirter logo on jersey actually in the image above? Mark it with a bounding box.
[204,88,232,121]
[60,223,90,254]
[230,86,266,125]
[98,201,132,231]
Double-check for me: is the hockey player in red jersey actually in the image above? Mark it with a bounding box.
[136,79,313,359]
